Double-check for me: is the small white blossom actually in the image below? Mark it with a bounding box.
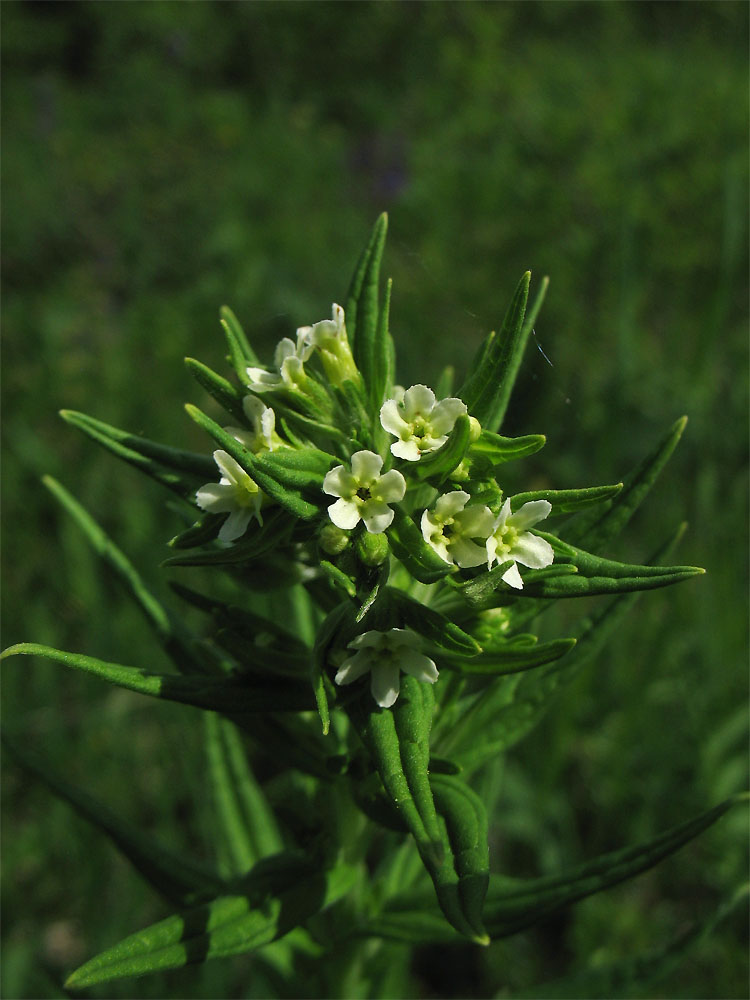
[246,335,312,393]
[380,384,468,462]
[421,491,495,568]
[335,628,438,708]
[196,450,263,542]
[486,498,554,589]
[225,396,283,454]
[323,450,406,534]
[297,303,359,385]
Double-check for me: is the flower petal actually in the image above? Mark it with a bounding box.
[428,397,467,435]
[399,649,439,684]
[380,398,411,436]
[402,384,436,419]
[373,469,406,503]
[501,561,525,589]
[219,508,253,543]
[334,651,372,686]
[511,532,555,569]
[274,338,297,366]
[213,450,249,487]
[391,439,421,462]
[492,497,512,533]
[243,395,266,425]
[349,631,387,650]
[450,536,490,569]
[362,501,394,534]
[371,662,401,708]
[434,491,470,521]
[328,497,361,530]
[454,504,495,538]
[420,510,450,560]
[351,450,383,484]
[323,465,358,498]
[245,367,281,390]
[508,499,552,531]
[195,483,235,513]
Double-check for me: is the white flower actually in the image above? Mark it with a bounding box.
[486,498,554,589]
[246,335,312,393]
[334,628,438,708]
[297,303,359,385]
[195,450,263,542]
[380,384,468,462]
[225,396,283,454]
[323,450,406,534]
[421,491,495,568]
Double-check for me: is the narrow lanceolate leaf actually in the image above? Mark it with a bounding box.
[220,305,260,369]
[441,636,576,675]
[1,644,315,713]
[162,510,294,567]
[185,405,322,520]
[510,483,623,515]
[468,429,546,471]
[363,795,746,944]
[311,601,356,735]
[185,357,247,423]
[41,476,199,671]
[346,212,388,352]
[482,794,747,938]
[563,416,688,551]
[520,273,549,341]
[387,588,481,657]
[458,271,531,431]
[60,410,215,494]
[415,415,472,483]
[64,855,359,989]
[431,775,490,942]
[204,713,283,878]
[2,733,222,906]
[388,507,456,584]
[169,513,225,549]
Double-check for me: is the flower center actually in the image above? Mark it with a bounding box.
[494,524,518,555]
[356,486,372,501]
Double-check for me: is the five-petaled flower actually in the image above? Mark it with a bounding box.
[421,491,496,568]
[380,384,467,462]
[297,303,359,385]
[225,396,283,454]
[334,628,438,708]
[246,335,312,393]
[196,450,263,543]
[486,498,554,589]
[323,450,406,533]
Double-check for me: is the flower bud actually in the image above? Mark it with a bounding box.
[318,523,350,555]
[356,531,390,567]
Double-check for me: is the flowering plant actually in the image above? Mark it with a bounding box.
[4,215,740,994]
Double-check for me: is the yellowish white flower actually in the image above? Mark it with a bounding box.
[224,396,283,455]
[335,628,438,708]
[323,450,406,534]
[297,303,359,385]
[246,335,312,393]
[380,384,468,462]
[421,491,495,568]
[196,450,263,542]
[486,498,554,589]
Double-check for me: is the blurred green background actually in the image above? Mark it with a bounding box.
[2,2,747,997]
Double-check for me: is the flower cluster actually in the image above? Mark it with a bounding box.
[192,298,557,705]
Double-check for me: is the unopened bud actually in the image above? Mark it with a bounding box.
[319,523,350,555]
[356,531,390,567]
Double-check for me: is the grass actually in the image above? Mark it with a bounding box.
[2,2,748,997]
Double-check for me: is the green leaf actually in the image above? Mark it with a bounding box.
[510,482,623,514]
[220,304,260,370]
[184,405,323,520]
[386,588,481,657]
[348,214,391,420]
[387,507,456,584]
[563,416,688,551]
[442,636,576,675]
[1,644,315,713]
[64,855,359,989]
[162,510,294,566]
[363,795,747,944]
[458,271,531,431]
[2,733,222,906]
[169,513,225,549]
[468,428,546,471]
[346,212,387,350]
[60,410,214,496]
[185,357,247,423]
[431,775,490,941]
[41,476,200,670]
[204,713,283,878]
[414,414,472,482]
